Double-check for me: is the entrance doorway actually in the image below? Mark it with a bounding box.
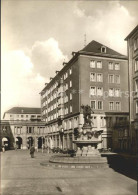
[2,137,10,150]
[15,137,23,149]
[38,137,45,148]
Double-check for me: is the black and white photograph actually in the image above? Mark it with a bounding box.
[1,0,138,194]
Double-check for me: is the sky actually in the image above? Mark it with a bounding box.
[1,0,138,117]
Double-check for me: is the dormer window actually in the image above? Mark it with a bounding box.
[101,46,106,53]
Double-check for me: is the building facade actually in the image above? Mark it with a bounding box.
[3,107,42,121]
[0,107,46,150]
[40,40,129,151]
[125,25,138,154]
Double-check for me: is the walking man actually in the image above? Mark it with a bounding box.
[30,145,35,158]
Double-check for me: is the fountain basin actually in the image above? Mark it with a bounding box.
[40,154,108,169]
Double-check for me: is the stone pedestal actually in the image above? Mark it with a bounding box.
[76,147,82,156]
[73,124,102,157]
[87,145,100,157]
[82,146,88,156]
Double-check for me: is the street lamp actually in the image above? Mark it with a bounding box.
[42,136,44,153]
[59,128,64,150]
[29,138,31,148]
[35,136,38,152]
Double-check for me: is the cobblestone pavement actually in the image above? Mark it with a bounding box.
[1,150,137,195]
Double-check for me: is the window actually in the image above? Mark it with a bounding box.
[27,127,34,134]
[70,105,72,113]
[90,73,96,81]
[108,75,114,83]
[101,46,106,53]
[10,115,12,117]
[116,102,121,111]
[98,101,103,110]
[21,115,24,118]
[109,88,114,97]
[64,72,68,80]
[115,63,120,70]
[109,102,114,110]
[91,116,97,127]
[134,38,138,51]
[69,68,72,75]
[69,119,72,129]
[91,101,96,110]
[64,95,68,103]
[70,93,72,100]
[100,117,106,127]
[115,89,120,97]
[97,73,103,82]
[136,101,138,113]
[97,61,102,68]
[115,75,120,84]
[135,80,138,94]
[90,87,96,96]
[65,83,68,91]
[135,60,138,72]
[97,87,103,96]
[70,80,72,87]
[90,60,96,68]
[108,62,113,70]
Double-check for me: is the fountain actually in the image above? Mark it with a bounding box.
[41,105,108,168]
[73,105,102,157]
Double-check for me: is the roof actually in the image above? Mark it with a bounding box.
[40,40,127,94]
[4,107,41,114]
[80,40,125,57]
[125,25,138,40]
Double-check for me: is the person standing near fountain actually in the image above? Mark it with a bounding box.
[30,145,35,158]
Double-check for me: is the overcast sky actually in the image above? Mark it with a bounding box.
[1,0,138,116]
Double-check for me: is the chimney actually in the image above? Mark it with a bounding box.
[50,77,53,80]
[55,71,59,75]
[63,62,67,66]
[72,52,77,56]
[45,83,48,86]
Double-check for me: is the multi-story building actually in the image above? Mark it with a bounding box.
[3,107,41,121]
[0,107,46,150]
[40,40,129,151]
[125,25,138,154]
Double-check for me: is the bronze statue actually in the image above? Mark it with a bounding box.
[81,105,94,126]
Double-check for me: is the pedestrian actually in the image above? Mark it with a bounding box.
[30,145,35,158]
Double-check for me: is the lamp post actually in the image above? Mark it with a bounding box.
[42,136,44,153]
[36,137,38,152]
[29,138,31,148]
[60,128,64,150]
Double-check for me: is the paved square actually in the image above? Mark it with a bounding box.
[1,150,137,195]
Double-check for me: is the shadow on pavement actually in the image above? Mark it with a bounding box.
[101,153,137,181]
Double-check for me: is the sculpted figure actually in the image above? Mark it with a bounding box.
[81,105,94,126]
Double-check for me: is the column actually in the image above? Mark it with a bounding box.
[22,136,27,149]
[62,134,64,149]
[59,134,61,149]
[67,133,69,149]
[72,133,75,150]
